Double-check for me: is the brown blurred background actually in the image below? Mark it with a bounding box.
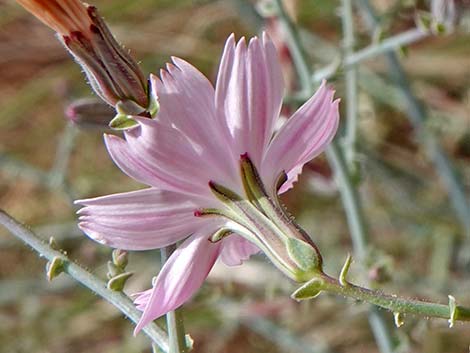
[0,0,470,352]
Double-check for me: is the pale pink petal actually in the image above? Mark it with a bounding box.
[214,33,236,119]
[123,117,217,198]
[105,133,213,199]
[150,60,239,191]
[75,188,215,250]
[133,288,153,310]
[215,35,284,167]
[261,81,340,192]
[220,234,259,266]
[134,230,221,334]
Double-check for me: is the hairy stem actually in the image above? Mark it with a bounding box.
[0,210,169,352]
[318,272,470,322]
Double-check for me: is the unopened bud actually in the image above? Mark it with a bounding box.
[46,256,65,281]
[291,277,324,300]
[107,271,133,291]
[17,0,148,110]
[65,98,115,128]
[112,249,129,269]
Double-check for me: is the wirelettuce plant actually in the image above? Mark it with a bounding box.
[2,0,469,352]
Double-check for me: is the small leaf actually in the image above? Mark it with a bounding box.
[148,94,159,117]
[48,236,60,251]
[46,256,65,281]
[185,334,194,351]
[116,99,145,115]
[107,260,122,279]
[209,228,233,243]
[394,312,404,328]
[448,295,457,328]
[107,272,133,291]
[109,113,138,130]
[286,238,321,272]
[112,249,128,269]
[291,278,324,300]
[339,253,353,286]
[433,22,447,35]
[415,11,433,31]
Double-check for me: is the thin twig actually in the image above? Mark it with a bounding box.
[272,0,397,351]
[341,0,359,169]
[315,272,470,322]
[0,209,169,352]
[355,0,470,237]
[343,28,428,68]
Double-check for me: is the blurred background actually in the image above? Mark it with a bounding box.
[0,0,469,352]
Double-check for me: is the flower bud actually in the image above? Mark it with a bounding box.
[65,98,115,128]
[16,0,149,111]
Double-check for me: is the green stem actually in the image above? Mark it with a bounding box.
[318,272,470,322]
[160,246,189,353]
[0,209,169,352]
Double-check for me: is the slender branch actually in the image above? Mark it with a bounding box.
[161,246,189,353]
[308,28,429,84]
[272,0,313,93]
[343,28,428,68]
[326,144,369,257]
[272,0,373,258]
[355,0,470,237]
[272,1,396,350]
[341,0,359,169]
[318,272,470,322]
[300,19,470,249]
[327,124,395,353]
[0,209,169,352]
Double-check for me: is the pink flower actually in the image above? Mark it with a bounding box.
[76,33,339,334]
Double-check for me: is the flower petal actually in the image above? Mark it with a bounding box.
[215,34,284,167]
[124,118,218,198]
[104,132,214,199]
[134,230,221,334]
[150,59,239,191]
[220,234,259,266]
[75,188,213,250]
[262,81,340,192]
